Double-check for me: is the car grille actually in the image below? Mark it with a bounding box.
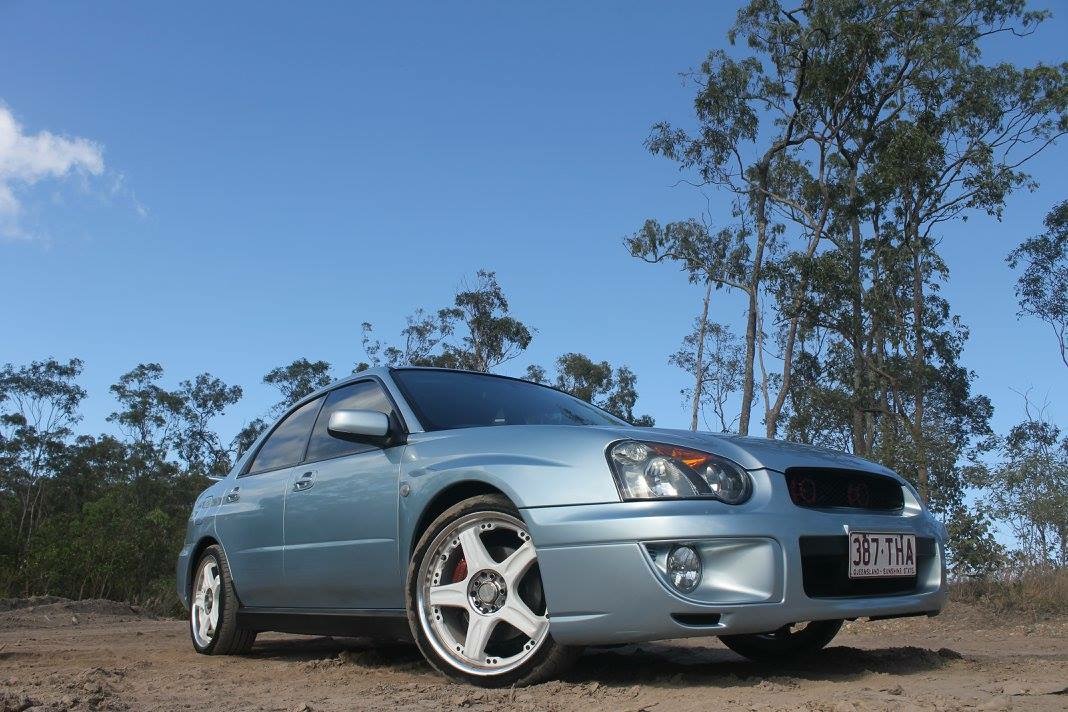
[784,468,904,511]
[799,536,934,598]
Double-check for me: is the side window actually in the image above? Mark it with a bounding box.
[305,380,395,462]
[246,396,324,475]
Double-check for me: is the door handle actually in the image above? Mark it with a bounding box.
[293,470,315,492]
[224,486,240,503]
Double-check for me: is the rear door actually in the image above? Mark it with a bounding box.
[282,379,404,609]
[214,396,324,607]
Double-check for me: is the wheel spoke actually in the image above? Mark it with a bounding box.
[199,610,211,640]
[458,527,494,572]
[427,580,469,609]
[212,573,221,590]
[463,614,497,660]
[498,541,536,586]
[498,596,547,640]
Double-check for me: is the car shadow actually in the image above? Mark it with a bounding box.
[245,635,961,687]
[564,641,962,687]
[248,635,428,669]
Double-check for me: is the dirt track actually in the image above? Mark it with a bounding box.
[0,599,1065,712]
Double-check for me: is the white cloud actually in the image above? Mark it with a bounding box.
[0,104,106,239]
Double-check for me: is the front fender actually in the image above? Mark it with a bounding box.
[397,428,625,568]
[399,428,622,508]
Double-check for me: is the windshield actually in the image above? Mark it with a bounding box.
[391,369,627,431]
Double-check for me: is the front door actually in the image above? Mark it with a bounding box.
[282,379,403,609]
[214,396,324,607]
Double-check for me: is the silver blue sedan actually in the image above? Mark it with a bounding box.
[177,367,947,686]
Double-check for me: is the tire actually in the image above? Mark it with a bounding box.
[719,619,843,662]
[189,544,257,655]
[406,494,580,687]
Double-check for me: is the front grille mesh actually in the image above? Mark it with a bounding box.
[785,468,904,511]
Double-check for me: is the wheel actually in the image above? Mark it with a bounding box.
[189,544,256,655]
[719,619,843,662]
[406,494,580,687]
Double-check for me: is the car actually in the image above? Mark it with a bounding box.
[177,366,947,686]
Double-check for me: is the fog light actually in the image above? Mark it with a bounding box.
[666,545,701,593]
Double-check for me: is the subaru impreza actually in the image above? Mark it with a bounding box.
[178,367,946,686]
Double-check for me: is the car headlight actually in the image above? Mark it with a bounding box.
[607,440,752,504]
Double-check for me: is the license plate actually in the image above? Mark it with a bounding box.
[848,532,916,578]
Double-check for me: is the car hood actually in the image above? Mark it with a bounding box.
[608,427,897,478]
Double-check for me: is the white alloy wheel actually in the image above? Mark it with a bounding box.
[416,511,550,676]
[191,556,222,648]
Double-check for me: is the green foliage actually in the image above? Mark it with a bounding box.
[108,363,181,447]
[669,318,744,432]
[987,410,1068,567]
[944,504,1005,578]
[0,361,236,606]
[1007,199,1068,368]
[530,353,655,426]
[438,270,534,372]
[632,0,1066,570]
[263,358,333,412]
[362,270,534,374]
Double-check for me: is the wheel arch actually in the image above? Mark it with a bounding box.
[408,480,518,560]
[187,536,245,607]
[187,536,220,594]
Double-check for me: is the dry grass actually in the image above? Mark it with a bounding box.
[950,567,1068,619]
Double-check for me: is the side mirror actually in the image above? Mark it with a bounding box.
[328,409,392,444]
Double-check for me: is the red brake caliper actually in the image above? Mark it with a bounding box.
[452,556,468,583]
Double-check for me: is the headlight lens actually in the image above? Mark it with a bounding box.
[607,440,752,504]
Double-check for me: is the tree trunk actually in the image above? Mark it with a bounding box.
[690,281,712,431]
[739,185,769,437]
[911,239,929,504]
[849,214,868,456]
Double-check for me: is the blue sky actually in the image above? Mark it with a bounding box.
[1,1,1065,445]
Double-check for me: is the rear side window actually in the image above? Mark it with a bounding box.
[246,396,324,475]
[305,380,395,462]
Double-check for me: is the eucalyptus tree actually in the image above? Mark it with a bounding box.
[108,363,181,450]
[109,363,244,477]
[991,405,1068,567]
[856,48,1064,498]
[635,0,913,435]
[263,358,333,412]
[1008,199,1068,368]
[526,353,655,426]
[552,353,614,404]
[172,374,243,478]
[436,270,534,372]
[360,269,534,374]
[640,21,811,435]
[0,358,85,556]
[627,217,751,431]
[669,316,744,432]
[359,307,458,369]
[231,358,333,459]
[640,0,1064,469]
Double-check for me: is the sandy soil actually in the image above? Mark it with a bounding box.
[0,598,1065,712]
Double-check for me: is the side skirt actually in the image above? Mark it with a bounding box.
[236,607,412,641]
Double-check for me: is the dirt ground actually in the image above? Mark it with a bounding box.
[0,598,1065,712]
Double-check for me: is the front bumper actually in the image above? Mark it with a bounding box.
[523,469,947,646]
